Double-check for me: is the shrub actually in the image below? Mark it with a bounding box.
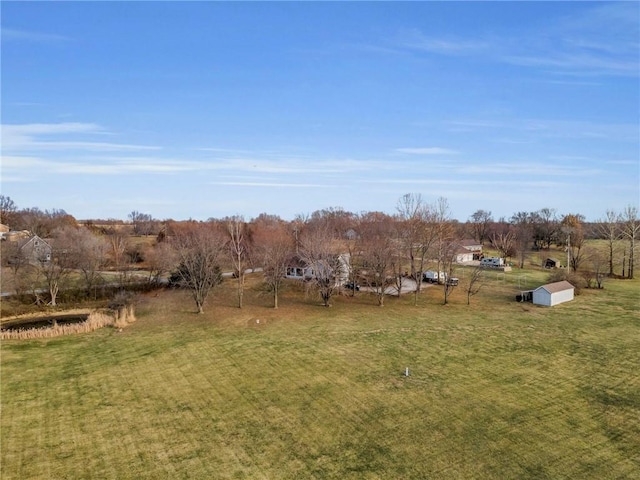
[108,291,137,327]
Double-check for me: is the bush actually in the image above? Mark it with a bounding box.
[108,291,137,327]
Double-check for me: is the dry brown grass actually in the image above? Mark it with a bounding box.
[0,309,131,340]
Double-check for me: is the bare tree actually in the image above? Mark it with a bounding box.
[2,241,32,295]
[434,198,457,305]
[128,210,155,236]
[145,241,178,286]
[510,212,533,268]
[14,207,49,236]
[106,230,131,284]
[254,221,294,308]
[620,205,639,279]
[299,223,344,307]
[343,215,362,298]
[434,197,452,258]
[561,213,586,272]
[490,229,516,262]
[396,194,437,303]
[469,209,493,245]
[308,207,355,239]
[441,240,459,305]
[38,237,74,307]
[226,216,249,308]
[14,208,77,238]
[533,207,558,250]
[171,222,225,313]
[465,266,485,305]
[594,209,622,276]
[359,213,396,306]
[396,194,424,279]
[588,248,607,289]
[54,226,110,298]
[0,195,18,227]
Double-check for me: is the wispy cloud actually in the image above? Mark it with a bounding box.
[499,3,638,77]
[204,157,375,175]
[0,155,193,176]
[1,123,160,152]
[461,162,602,177]
[396,28,490,55]
[209,181,336,188]
[359,178,566,189]
[389,3,639,77]
[396,147,459,155]
[1,27,71,43]
[503,52,638,77]
[445,118,639,142]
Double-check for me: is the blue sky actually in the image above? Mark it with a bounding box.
[1,1,638,222]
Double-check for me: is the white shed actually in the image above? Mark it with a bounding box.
[532,281,574,307]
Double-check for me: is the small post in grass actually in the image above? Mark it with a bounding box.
[405,367,410,377]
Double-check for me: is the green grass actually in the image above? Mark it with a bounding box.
[1,271,639,479]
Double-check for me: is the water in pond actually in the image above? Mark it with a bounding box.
[1,314,89,331]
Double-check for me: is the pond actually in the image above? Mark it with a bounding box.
[1,314,90,332]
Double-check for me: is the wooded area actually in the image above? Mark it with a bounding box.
[1,194,638,313]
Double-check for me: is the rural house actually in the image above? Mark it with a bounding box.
[532,281,574,307]
[285,253,351,285]
[17,234,52,265]
[449,240,484,263]
[458,239,483,260]
[285,255,315,280]
[452,244,475,263]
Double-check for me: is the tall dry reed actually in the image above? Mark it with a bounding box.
[1,311,116,340]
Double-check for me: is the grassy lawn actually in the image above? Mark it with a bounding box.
[1,270,639,479]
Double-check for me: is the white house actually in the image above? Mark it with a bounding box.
[285,253,351,285]
[458,239,483,260]
[453,245,475,263]
[532,281,574,307]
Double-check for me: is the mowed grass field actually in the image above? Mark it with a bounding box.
[1,270,639,479]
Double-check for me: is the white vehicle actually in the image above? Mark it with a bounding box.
[480,257,504,267]
[423,270,447,283]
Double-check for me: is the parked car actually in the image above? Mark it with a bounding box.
[343,282,360,291]
[446,277,459,286]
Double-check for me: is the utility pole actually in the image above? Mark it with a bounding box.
[567,233,571,272]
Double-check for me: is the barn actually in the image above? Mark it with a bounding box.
[532,281,574,307]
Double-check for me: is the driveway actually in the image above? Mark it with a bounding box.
[359,278,435,296]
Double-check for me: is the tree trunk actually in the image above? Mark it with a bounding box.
[49,282,59,306]
[629,237,635,279]
[273,284,279,309]
[322,294,330,307]
[237,274,244,308]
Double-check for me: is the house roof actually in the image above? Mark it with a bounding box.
[453,245,475,255]
[18,234,51,250]
[458,239,482,248]
[536,281,574,294]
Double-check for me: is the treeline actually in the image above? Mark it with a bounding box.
[1,194,637,311]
